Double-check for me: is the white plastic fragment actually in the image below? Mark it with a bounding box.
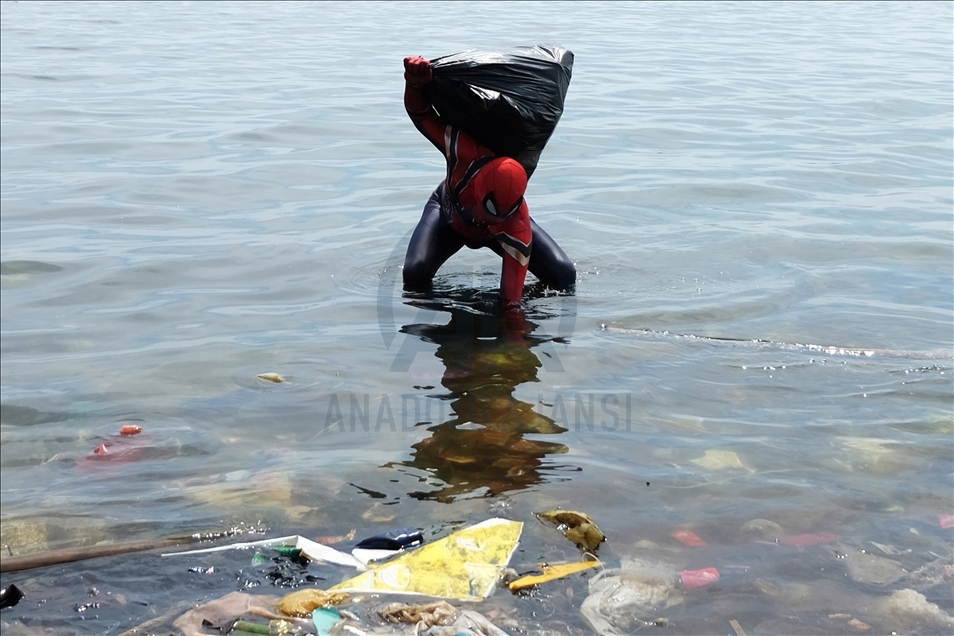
[162,534,365,569]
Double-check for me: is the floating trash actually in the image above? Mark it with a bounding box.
[331,518,523,601]
[670,528,707,547]
[508,560,602,592]
[535,509,606,552]
[278,588,351,617]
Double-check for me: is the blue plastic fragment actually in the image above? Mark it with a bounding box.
[312,607,342,636]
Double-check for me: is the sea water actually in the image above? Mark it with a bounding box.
[1,2,952,634]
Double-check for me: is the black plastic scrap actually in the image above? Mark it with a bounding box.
[0,584,24,609]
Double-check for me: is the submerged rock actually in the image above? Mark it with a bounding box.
[742,518,783,538]
[902,555,954,590]
[874,588,954,631]
[837,545,907,586]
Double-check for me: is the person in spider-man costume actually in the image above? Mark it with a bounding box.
[401,56,576,311]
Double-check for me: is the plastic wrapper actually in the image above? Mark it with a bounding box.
[426,45,573,177]
[331,518,523,601]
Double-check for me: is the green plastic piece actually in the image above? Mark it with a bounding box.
[232,619,270,634]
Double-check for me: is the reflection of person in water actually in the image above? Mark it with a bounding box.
[390,300,569,502]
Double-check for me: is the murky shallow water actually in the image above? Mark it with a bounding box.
[2,2,952,634]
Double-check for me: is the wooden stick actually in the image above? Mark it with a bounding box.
[0,534,201,573]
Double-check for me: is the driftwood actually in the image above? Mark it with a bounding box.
[0,534,201,573]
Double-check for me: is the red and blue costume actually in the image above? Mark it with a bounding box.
[401,57,575,308]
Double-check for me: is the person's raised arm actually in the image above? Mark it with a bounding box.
[404,56,433,118]
[403,56,446,153]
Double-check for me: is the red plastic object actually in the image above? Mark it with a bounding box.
[939,514,954,529]
[680,567,720,588]
[670,529,707,547]
[779,532,838,547]
[93,443,109,454]
[119,424,143,436]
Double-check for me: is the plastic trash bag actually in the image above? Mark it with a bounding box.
[426,45,573,177]
[580,565,684,636]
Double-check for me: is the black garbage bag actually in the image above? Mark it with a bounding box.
[426,45,573,177]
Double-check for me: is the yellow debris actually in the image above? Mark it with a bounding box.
[508,560,602,591]
[331,518,523,601]
[277,589,350,617]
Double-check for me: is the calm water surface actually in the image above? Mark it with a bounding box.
[1,2,952,634]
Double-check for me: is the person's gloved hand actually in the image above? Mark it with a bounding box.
[403,56,433,88]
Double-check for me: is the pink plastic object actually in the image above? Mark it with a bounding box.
[680,567,720,588]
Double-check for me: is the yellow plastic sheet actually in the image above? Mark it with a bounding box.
[331,518,523,601]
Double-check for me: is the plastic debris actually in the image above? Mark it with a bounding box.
[163,534,365,569]
[353,527,425,565]
[232,619,271,634]
[331,518,523,601]
[79,426,154,466]
[508,560,602,591]
[779,532,838,547]
[691,449,749,471]
[172,591,279,635]
[670,529,706,547]
[380,600,459,626]
[275,589,350,617]
[234,618,311,635]
[580,567,684,636]
[257,373,285,383]
[536,510,606,552]
[355,527,423,551]
[939,513,954,529]
[422,609,512,636]
[679,567,719,589]
[0,584,24,609]
[312,607,342,636]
